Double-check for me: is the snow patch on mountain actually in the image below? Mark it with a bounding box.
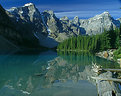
[24,3,34,7]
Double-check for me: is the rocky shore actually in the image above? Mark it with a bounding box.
[96,49,121,65]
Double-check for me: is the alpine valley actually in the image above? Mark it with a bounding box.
[0,3,120,50]
[0,2,121,96]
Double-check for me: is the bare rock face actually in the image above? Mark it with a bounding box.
[59,16,74,40]
[71,16,81,35]
[8,3,48,36]
[7,3,49,48]
[79,12,120,35]
[0,4,41,49]
[60,16,81,36]
[8,6,60,48]
[41,10,62,39]
[41,11,82,42]
[58,12,120,41]
[41,10,75,43]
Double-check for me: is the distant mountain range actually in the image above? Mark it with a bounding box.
[0,3,120,49]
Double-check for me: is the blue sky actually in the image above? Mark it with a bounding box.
[0,0,121,19]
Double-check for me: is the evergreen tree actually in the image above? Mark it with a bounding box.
[57,26,120,52]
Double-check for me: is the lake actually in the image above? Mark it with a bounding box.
[0,50,119,96]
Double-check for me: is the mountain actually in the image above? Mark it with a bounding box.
[0,3,43,50]
[0,3,120,49]
[0,36,19,54]
[0,4,21,52]
[41,10,120,41]
[8,3,58,48]
[117,18,121,23]
[79,12,120,35]
[8,3,47,36]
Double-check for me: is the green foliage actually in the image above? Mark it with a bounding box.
[58,35,103,52]
[57,27,121,53]
[109,27,120,48]
[100,29,110,50]
[113,47,121,60]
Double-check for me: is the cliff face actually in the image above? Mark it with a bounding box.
[7,3,57,48]
[79,12,120,35]
[0,4,21,49]
[8,3,48,36]
[40,10,120,42]
[0,3,120,48]
[0,4,42,49]
[0,5,20,53]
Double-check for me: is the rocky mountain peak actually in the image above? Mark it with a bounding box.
[8,3,36,13]
[6,3,48,46]
[43,10,54,17]
[24,3,35,7]
[74,16,79,20]
[7,7,17,12]
[79,11,120,35]
[8,3,40,23]
[98,11,110,17]
[73,16,79,25]
[60,16,69,21]
[91,11,112,21]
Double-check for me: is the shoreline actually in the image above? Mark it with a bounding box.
[95,49,121,65]
[57,49,121,65]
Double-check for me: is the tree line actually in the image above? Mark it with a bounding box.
[57,27,121,53]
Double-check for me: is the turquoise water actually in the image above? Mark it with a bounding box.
[0,50,119,96]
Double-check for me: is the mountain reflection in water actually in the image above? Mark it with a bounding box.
[0,50,119,96]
